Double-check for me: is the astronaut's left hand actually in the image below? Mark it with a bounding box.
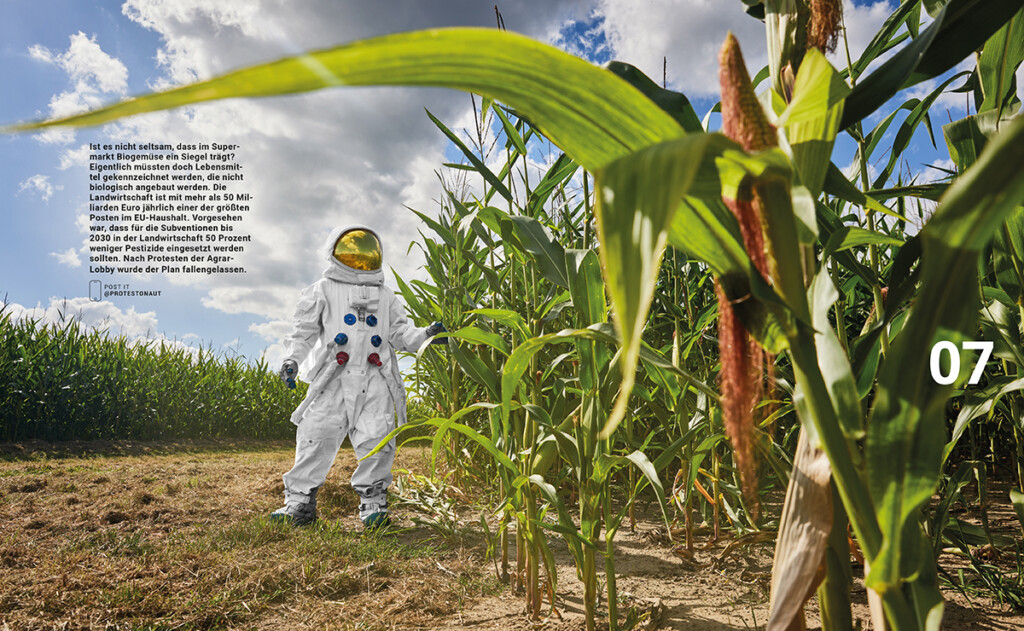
[279,359,299,388]
[426,322,448,346]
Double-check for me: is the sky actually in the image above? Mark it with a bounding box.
[0,0,1015,368]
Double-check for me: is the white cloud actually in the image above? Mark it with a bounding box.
[260,341,289,367]
[249,319,291,342]
[94,0,593,340]
[18,174,61,201]
[28,32,128,146]
[58,144,91,170]
[36,128,77,147]
[75,208,90,233]
[904,58,974,114]
[924,157,956,181]
[50,248,82,268]
[843,157,878,185]
[836,2,900,75]
[1019,63,1024,105]
[5,297,202,356]
[586,0,903,101]
[8,297,157,338]
[591,0,766,98]
[38,1,957,363]
[29,32,128,94]
[248,318,299,366]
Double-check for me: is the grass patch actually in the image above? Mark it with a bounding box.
[62,527,156,558]
[0,443,495,629]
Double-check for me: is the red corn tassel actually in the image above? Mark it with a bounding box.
[808,0,843,54]
[715,33,781,519]
[720,33,777,155]
[715,280,764,519]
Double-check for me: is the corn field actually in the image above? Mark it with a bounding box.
[9,0,1024,629]
[0,302,300,441]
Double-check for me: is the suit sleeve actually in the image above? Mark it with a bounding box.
[283,282,325,364]
[388,292,430,353]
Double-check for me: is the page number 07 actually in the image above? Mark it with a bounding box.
[929,341,993,385]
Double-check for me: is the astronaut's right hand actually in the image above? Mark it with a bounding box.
[279,359,299,389]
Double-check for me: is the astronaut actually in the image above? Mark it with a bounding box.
[271,226,444,530]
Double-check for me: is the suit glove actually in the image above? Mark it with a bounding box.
[426,322,448,346]
[279,359,299,388]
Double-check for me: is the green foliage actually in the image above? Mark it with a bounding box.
[9,28,683,171]
[0,302,300,441]
[9,4,1024,629]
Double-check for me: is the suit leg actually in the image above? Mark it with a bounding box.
[349,377,395,520]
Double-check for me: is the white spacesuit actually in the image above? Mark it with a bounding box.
[271,226,443,529]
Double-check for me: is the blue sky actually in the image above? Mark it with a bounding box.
[0,0,1009,367]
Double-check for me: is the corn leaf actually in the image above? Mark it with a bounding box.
[491,103,528,156]
[507,216,570,290]
[865,114,1024,593]
[977,6,1024,117]
[668,196,750,276]
[777,48,848,199]
[426,108,512,202]
[566,249,610,392]
[362,406,514,471]
[871,72,970,189]
[850,0,923,82]
[1011,489,1024,533]
[565,249,607,327]
[522,473,593,560]
[449,343,500,399]
[604,61,704,133]
[866,184,948,202]
[943,375,1024,465]
[468,308,531,341]
[823,226,905,255]
[808,271,864,441]
[910,0,1024,84]
[445,326,511,356]
[841,0,1022,129]
[943,115,989,172]
[816,202,879,285]
[7,28,684,172]
[500,325,617,423]
[979,292,1024,365]
[823,163,907,221]
[527,153,579,217]
[595,133,783,437]
[636,341,720,403]
[993,209,1024,303]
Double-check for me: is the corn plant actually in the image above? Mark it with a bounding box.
[392,112,664,624]
[10,1,1024,627]
[0,302,301,441]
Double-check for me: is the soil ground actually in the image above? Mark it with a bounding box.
[1,439,1022,630]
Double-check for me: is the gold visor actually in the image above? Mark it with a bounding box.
[333,229,382,271]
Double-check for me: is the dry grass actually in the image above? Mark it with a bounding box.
[0,442,498,630]
[4,440,1024,630]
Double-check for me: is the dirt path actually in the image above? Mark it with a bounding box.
[444,526,1024,630]
[1,440,1022,630]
